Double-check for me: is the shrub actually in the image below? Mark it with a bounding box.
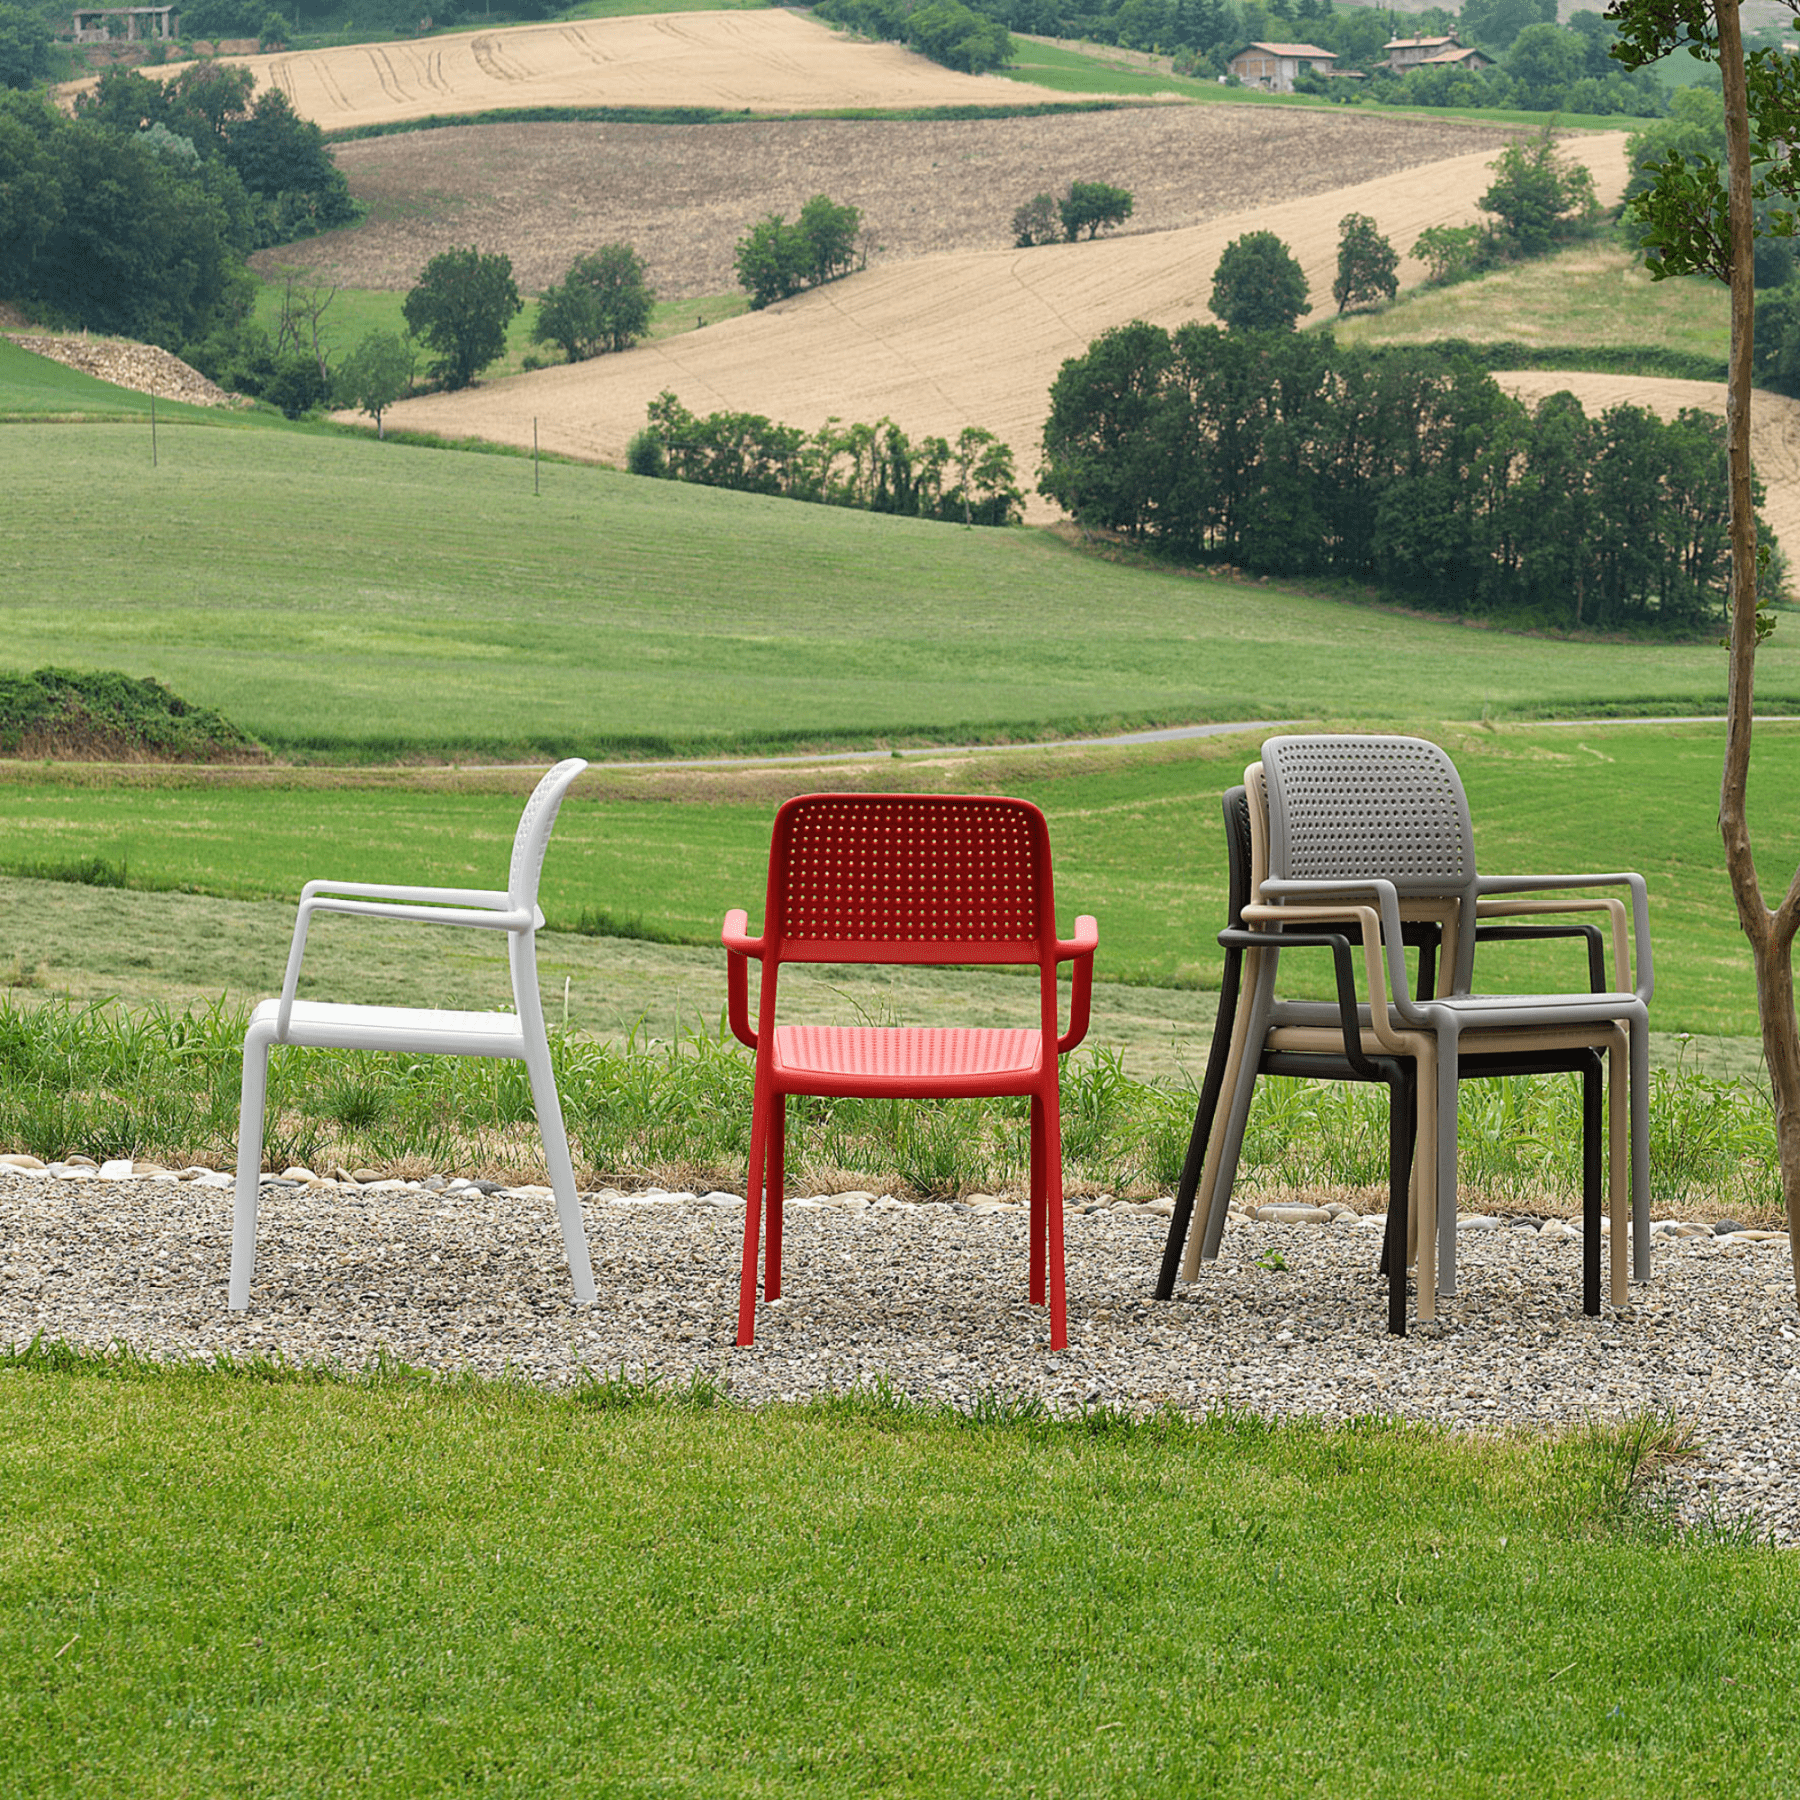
[1413,223,1489,287]
[733,197,862,309]
[1012,192,1059,247]
[626,429,667,478]
[532,244,656,361]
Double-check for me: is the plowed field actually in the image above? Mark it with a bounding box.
[66,11,1060,129]
[376,133,1631,523]
[274,107,1514,298]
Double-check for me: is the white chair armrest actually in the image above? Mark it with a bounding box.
[300,879,512,909]
[276,893,535,1036]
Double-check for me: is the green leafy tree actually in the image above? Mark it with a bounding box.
[1411,222,1488,286]
[1011,192,1058,247]
[1612,0,1800,1294]
[1332,212,1398,313]
[1478,125,1598,257]
[335,329,415,436]
[1208,230,1311,331]
[903,0,1012,72]
[402,246,521,390]
[1059,180,1134,242]
[532,244,656,361]
[0,4,54,89]
[797,194,862,286]
[734,213,808,309]
[1459,0,1554,51]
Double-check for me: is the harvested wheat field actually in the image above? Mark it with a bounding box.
[376,133,1630,522]
[67,11,1069,130]
[1498,369,1800,563]
[276,107,1516,298]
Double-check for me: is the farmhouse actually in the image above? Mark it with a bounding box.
[1382,33,1458,69]
[1227,41,1337,93]
[1419,43,1493,70]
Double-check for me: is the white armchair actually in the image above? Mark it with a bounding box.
[229,758,596,1309]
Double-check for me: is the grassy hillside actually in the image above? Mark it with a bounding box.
[3,722,1794,1035]
[1330,243,1729,362]
[0,337,269,428]
[5,421,1798,761]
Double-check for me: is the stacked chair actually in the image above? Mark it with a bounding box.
[1157,736,1652,1332]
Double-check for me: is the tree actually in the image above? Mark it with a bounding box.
[903,0,1012,72]
[1059,180,1134,241]
[797,194,862,286]
[1612,0,1800,1295]
[1459,0,1555,51]
[532,244,655,361]
[402,246,521,390]
[734,212,808,309]
[1333,212,1398,313]
[1411,222,1488,285]
[1478,124,1598,256]
[734,198,862,309]
[335,329,415,437]
[0,4,53,89]
[1208,231,1311,331]
[1012,192,1058,247]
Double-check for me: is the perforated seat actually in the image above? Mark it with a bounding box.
[723,793,1098,1349]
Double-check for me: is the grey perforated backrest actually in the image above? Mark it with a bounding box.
[508,758,589,907]
[1261,735,1474,895]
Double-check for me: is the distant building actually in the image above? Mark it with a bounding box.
[1383,33,1459,70]
[72,6,178,40]
[1227,41,1338,93]
[1418,43,1493,69]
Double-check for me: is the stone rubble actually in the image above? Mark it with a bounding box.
[6,335,246,408]
[1,1152,1794,1547]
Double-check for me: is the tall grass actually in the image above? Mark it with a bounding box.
[0,996,1779,1215]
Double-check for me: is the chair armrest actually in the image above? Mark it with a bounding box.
[721,908,765,1049]
[1472,875,1650,1000]
[1245,886,1419,1039]
[1055,915,1098,1053]
[300,879,512,909]
[1475,895,1630,992]
[1220,926,1382,1078]
[276,893,535,1036]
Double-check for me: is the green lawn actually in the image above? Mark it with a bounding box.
[2,722,1795,1036]
[0,336,275,429]
[5,415,1797,762]
[1331,242,1730,361]
[2,1354,1792,1796]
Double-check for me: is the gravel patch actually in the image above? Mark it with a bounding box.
[3,1160,1795,1546]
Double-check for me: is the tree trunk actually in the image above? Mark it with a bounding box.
[1717,0,1800,1296]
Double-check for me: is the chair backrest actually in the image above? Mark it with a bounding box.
[1261,735,1474,896]
[761,793,1055,965]
[1221,783,1253,928]
[508,759,589,909]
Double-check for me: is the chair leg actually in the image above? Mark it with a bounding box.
[1630,1018,1651,1285]
[1582,1052,1602,1317]
[1190,958,1275,1274]
[229,1019,277,1311]
[1415,1049,1438,1324]
[1607,1025,1628,1307]
[1433,1029,1461,1302]
[766,1097,785,1302]
[523,1043,597,1307]
[1156,957,1241,1301]
[1385,1067,1414,1337]
[1043,1092,1068,1351]
[737,1077,772,1347]
[1028,1095,1046,1306]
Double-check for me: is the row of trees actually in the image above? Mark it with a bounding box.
[1012,181,1134,246]
[636,393,1023,526]
[1038,323,1753,634]
[812,0,1013,74]
[734,196,863,309]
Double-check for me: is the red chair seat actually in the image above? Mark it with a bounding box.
[772,1024,1043,1093]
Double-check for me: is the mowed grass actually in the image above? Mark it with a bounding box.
[7,415,1800,761]
[1331,242,1730,359]
[3,1354,1795,1797]
[3,723,1796,1035]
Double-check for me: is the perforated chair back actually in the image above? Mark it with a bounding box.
[1261,735,1474,897]
[763,793,1055,965]
[508,758,589,909]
